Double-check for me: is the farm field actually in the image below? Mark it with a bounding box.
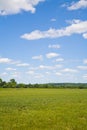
[0,88,87,130]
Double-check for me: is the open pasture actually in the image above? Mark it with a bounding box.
[0,88,87,130]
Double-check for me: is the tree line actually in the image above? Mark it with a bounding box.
[0,78,87,89]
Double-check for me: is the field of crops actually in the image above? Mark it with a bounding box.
[0,88,87,130]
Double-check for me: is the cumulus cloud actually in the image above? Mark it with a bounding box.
[62,68,78,73]
[45,72,51,75]
[0,57,30,68]
[66,19,82,24]
[32,55,43,60]
[16,63,29,67]
[55,72,62,76]
[55,58,64,62]
[68,0,87,10]
[11,72,21,78]
[39,64,62,70]
[21,20,87,40]
[0,57,12,63]
[0,0,45,15]
[0,72,8,76]
[83,74,87,79]
[34,73,44,78]
[83,59,87,64]
[83,33,87,39]
[39,65,53,70]
[6,68,16,71]
[46,53,59,58]
[48,44,60,49]
[29,64,62,71]
[26,71,35,75]
[51,18,56,22]
[77,66,87,70]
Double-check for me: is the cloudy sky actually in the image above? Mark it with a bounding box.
[0,0,87,83]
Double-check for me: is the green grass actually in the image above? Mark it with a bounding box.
[0,88,87,130]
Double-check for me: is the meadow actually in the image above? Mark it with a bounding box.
[0,88,87,130]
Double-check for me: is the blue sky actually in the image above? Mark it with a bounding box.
[0,0,87,83]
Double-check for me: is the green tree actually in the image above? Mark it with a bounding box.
[0,79,7,88]
[0,78,2,83]
[17,83,25,88]
[0,78,3,87]
[9,79,17,88]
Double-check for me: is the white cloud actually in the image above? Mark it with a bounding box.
[16,63,29,67]
[29,67,38,70]
[29,64,62,71]
[46,53,59,58]
[62,68,78,73]
[32,55,43,60]
[26,71,35,75]
[83,33,87,39]
[45,72,51,75]
[11,61,20,65]
[51,18,56,22]
[39,65,53,70]
[77,66,87,70]
[34,73,44,78]
[26,71,44,78]
[21,20,87,40]
[6,68,16,71]
[0,57,12,63]
[11,72,21,78]
[83,59,87,64]
[0,0,45,15]
[55,64,63,68]
[0,72,8,76]
[55,72,62,76]
[55,58,64,62]
[84,59,87,64]
[66,19,82,24]
[68,0,87,10]
[83,74,87,79]
[48,44,60,49]
[0,57,30,68]
[39,64,62,70]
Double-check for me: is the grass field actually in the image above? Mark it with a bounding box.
[0,88,87,130]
